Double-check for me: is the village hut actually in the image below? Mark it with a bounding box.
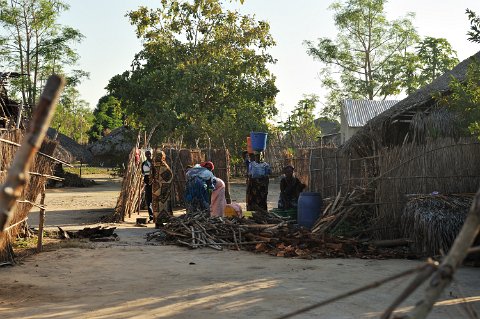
[0,72,23,129]
[333,51,480,250]
[47,128,93,164]
[343,50,480,158]
[88,126,136,166]
[340,99,398,144]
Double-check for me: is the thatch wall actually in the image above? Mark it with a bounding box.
[285,147,370,199]
[0,130,57,262]
[375,137,480,239]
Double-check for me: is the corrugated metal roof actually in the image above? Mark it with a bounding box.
[342,99,399,127]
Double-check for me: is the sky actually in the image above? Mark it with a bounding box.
[60,0,480,120]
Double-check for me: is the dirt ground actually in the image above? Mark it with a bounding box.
[0,175,479,319]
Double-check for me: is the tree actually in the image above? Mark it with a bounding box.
[417,37,459,86]
[279,95,320,148]
[305,0,418,106]
[0,0,84,127]
[88,95,124,142]
[382,37,459,95]
[466,8,480,43]
[107,0,278,150]
[436,10,480,140]
[51,85,93,144]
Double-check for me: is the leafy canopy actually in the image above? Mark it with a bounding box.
[88,95,124,142]
[108,0,278,150]
[279,95,320,148]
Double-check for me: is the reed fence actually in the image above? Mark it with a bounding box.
[375,137,480,239]
[0,130,57,263]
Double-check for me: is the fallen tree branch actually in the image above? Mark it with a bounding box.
[0,75,64,231]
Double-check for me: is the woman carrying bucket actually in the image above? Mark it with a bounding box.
[246,132,270,212]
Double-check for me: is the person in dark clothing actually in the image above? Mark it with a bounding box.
[246,153,271,212]
[278,165,306,210]
[141,150,155,222]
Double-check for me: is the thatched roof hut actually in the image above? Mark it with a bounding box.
[87,126,136,166]
[343,51,480,157]
[47,128,93,163]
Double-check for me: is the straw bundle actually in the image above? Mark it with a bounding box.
[110,146,143,222]
[401,194,472,256]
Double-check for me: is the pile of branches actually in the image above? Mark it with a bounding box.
[57,226,118,242]
[146,211,414,259]
[401,193,473,256]
[311,187,375,236]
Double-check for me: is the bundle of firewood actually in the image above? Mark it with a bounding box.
[311,187,375,236]
[146,210,414,259]
[146,211,281,250]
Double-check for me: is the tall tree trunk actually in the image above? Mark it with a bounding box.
[12,0,26,128]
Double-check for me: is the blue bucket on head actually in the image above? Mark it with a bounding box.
[250,132,268,151]
[297,192,323,229]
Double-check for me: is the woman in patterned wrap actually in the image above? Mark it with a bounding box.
[153,150,173,228]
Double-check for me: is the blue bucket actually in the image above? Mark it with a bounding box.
[297,192,323,229]
[250,132,268,151]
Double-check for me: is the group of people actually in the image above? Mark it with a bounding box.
[244,152,306,212]
[141,147,306,228]
[184,161,227,217]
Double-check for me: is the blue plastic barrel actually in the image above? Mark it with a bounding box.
[250,132,268,151]
[297,192,323,229]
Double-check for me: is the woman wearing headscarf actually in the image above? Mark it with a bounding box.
[278,165,306,210]
[152,150,173,228]
[184,161,216,214]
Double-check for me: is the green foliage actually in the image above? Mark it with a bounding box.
[0,0,84,126]
[466,9,480,43]
[0,0,83,105]
[305,0,418,114]
[439,59,480,138]
[279,95,320,147]
[88,95,124,142]
[107,0,278,150]
[383,37,459,95]
[417,37,459,84]
[51,86,93,144]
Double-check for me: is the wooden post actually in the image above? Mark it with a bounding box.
[79,160,82,179]
[36,184,46,252]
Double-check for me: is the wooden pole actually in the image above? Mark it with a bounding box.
[0,75,64,231]
[36,184,46,252]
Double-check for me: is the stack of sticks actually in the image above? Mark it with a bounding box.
[146,211,414,259]
[146,211,277,250]
[311,187,375,235]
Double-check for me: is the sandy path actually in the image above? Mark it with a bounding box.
[1,175,479,319]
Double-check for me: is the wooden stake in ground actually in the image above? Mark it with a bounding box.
[0,75,64,232]
[36,184,46,252]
